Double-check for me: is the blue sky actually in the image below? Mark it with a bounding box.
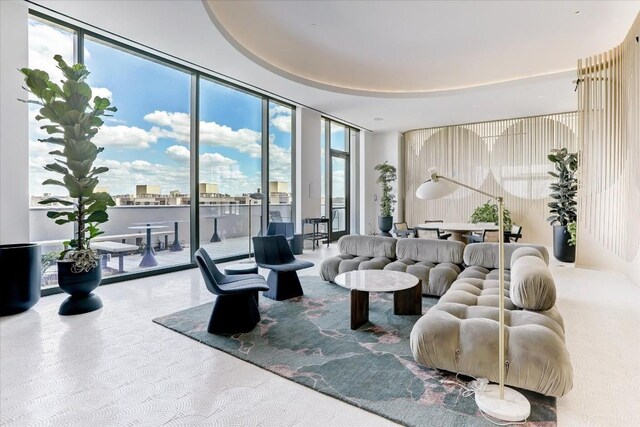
[28,19,292,198]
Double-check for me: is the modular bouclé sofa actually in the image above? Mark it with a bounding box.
[410,244,573,398]
[320,235,465,296]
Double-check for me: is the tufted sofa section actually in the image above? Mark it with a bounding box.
[319,235,397,283]
[410,245,573,398]
[384,239,465,296]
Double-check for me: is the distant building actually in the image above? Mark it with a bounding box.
[198,183,219,194]
[269,181,291,205]
[136,185,161,196]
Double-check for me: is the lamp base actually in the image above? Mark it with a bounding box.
[475,384,531,422]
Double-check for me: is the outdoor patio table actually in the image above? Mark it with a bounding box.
[128,225,168,267]
[165,220,188,251]
[203,215,225,242]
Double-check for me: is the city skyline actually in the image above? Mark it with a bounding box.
[27,18,292,199]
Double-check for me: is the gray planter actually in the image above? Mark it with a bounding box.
[0,243,41,316]
[378,216,393,237]
[57,261,103,316]
[553,225,575,263]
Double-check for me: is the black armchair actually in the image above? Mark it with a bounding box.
[424,220,451,240]
[252,235,314,301]
[195,248,269,334]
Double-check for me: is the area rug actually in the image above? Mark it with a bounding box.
[153,276,556,426]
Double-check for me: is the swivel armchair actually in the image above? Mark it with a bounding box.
[252,235,314,300]
[195,248,269,334]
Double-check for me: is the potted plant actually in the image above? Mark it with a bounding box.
[547,148,578,262]
[470,201,512,229]
[0,243,41,316]
[374,161,397,236]
[20,55,117,315]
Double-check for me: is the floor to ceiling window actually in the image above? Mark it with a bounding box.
[27,13,295,291]
[268,101,293,222]
[198,78,262,259]
[321,118,357,240]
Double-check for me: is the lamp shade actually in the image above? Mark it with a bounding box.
[415,178,456,200]
[249,192,266,200]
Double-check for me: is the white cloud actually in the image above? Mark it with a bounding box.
[92,87,113,102]
[166,145,190,162]
[93,125,158,149]
[269,104,292,133]
[28,20,75,84]
[144,110,263,157]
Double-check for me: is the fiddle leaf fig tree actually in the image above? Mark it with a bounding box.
[20,55,117,272]
[374,161,397,217]
[547,148,578,226]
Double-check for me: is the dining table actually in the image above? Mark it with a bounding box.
[414,222,498,242]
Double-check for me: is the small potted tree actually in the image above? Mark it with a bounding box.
[547,148,578,262]
[21,55,117,315]
[374,161,397,236]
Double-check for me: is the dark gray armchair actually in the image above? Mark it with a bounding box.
[195,248,269,334]
[252,235,314,300]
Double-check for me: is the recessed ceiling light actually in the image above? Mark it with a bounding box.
[574,10,581,15]
[373,117,384,121]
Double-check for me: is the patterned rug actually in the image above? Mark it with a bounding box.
[153,276,556,426]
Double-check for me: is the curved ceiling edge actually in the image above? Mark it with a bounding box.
[203,1,577,99]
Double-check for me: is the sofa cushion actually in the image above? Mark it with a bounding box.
[463,243,549,269]
[397,238,465,264]
[510,246,545,267]
[410,302,573,398]
[337,234,397,259]
[510,255,556,311]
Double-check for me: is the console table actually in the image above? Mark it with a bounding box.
[302,217,329,250]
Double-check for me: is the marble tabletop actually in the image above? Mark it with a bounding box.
[335,270,418,293]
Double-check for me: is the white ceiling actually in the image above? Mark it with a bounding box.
[200,0,638,132]
[206,0,638,96]
[35,0,640,133]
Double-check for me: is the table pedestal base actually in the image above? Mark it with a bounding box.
[349,283,422,330]
[350,290,369,330]
[393,283,422,315]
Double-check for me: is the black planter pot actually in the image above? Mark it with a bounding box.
[0,243,41,316]
[378,216,393,237]
[553,225,576,263]
[57,261,103,316]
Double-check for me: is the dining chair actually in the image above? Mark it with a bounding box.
[505,224,523,242]
[393,222,414,238]
[423,220,451,240]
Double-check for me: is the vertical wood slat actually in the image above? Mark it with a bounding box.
[577,12,640,262]
[404,112,579,247]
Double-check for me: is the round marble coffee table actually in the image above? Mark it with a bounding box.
[334,270,421,330]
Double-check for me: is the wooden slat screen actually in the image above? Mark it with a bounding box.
[404,112,578,246]
[577,13,640,262]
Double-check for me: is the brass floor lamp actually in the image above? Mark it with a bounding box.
[416,167,530,422]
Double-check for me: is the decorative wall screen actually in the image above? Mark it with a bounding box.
[404,112,578,246]
[577,13,640,262]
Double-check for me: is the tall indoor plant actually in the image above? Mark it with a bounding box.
[547,148,578,262]
[374,161,397,236]
[21,55,117,315]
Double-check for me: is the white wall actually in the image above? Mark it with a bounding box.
[361,131,403,235]
[295,107,321,231]
[0,0,29,244]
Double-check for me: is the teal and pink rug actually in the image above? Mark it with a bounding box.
[153,276,556,426]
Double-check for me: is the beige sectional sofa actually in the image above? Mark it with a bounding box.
[410,243,573,398]
[319,235,465,296]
